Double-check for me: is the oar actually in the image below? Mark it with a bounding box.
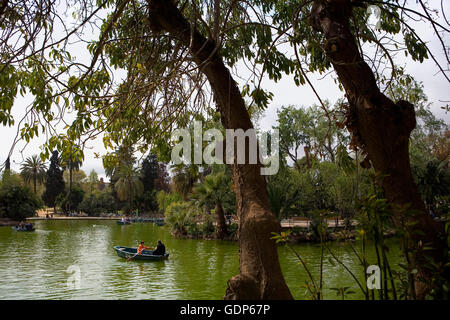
[126,247,152,262]
[126,252,139,262]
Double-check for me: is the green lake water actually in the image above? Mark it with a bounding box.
[0,220,403,299]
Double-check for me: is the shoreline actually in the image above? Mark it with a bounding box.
[27,216,121,221]
[0,218,20,226]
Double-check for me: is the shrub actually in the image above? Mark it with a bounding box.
[0,184,43,220]
[56,185,85,214]
[164,201,199,234]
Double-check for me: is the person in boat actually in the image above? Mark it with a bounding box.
[152,240,166,256]
[121,216,127,223]
[17,221,25,229]
[137,241,151,255]
[25,223,33,231]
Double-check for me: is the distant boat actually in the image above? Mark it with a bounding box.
[12,226,35,232]
[117,221,131,225]
[114,246,169,261]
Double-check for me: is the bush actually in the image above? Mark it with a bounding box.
[0,184,43,220]
[157,191,182,214]
[228,223,239,237]
[200,220,215,235]
[164,201,199,234]
[56,186,85,214]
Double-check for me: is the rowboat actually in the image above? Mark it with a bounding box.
[117,221,131,225]
[12,226,35,232]
[114,246,169,261]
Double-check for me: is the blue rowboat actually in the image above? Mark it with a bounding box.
[114,246,169,261]
[117,221,131,225]
[12,226,35,232]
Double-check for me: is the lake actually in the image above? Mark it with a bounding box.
[0,220,403,299]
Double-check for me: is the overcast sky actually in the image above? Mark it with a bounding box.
[1,2,449,181]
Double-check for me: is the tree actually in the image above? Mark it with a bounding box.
[0,169,43,220]
[138,153,159,211]
[5,157,10,171]
[79,188,116,216]
[87,169,99,194]
[60,145,83,213]
[171,164,200,201]
[4,0,448,300]
[140,153,158,191]
[56,185,85,215]
[42,151,65,213]
[154,163,170,192]
[191,172,235,239]
[0,184,42,220]
[114,165,144,214]
[265,164,298,220]
[414,159,450,213]
[275,102,346,167]
[305,0,447,297]
[20,155,47,194]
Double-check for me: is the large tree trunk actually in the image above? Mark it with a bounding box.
[214,202,228,239]
[148,0,293,299]
[304,146,311,169]
[310,0,446,299]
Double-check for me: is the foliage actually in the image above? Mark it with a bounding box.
[156,190,183,214]
[78,188,117,216]
[171,164,200,200]
[42,151,65,208]
[20,155,47,194]
[87,169,99,195]
[191,171,235,215]
[56,185,85,214]
[140,153,158,191]
[413,159,450,213]
[164,201,200,234]
[114,165,143,212]
[136,189,158,213]
[265,164,297,219]
[137,153,168,212]
[1,0,448,300]
[191,170,235,237]
[275,102,348,165]
[0,173,42,220]
[154,163,170,192]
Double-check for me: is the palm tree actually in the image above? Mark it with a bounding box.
[416,159,450,211]
[114,165,144,214]
[191,172,232,239]
[60,151,82,214]
[20,155,47,194]
[61,154,82,195]
[171,164,200,200]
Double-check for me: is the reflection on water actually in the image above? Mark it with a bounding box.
[0,220,402,299]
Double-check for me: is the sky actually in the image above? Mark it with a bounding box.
[1,1,449,181]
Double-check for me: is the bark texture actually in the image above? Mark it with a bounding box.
[147,0,293,299]
[215,203,228,239]
[310,0,446,299]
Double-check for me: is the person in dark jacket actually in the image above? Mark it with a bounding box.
[152,240,165,255]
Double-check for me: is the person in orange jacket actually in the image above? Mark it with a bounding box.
[137,241,151,255]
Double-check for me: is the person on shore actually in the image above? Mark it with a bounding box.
[152,240,166,256]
